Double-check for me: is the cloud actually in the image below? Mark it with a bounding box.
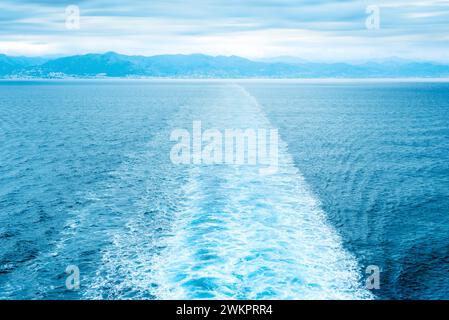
[0,0,448,61]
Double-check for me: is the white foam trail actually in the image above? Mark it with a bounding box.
[149,84,373,299]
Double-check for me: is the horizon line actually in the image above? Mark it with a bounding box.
[2,51,449,65]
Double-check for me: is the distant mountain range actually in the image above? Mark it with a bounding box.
[2,52,449,78]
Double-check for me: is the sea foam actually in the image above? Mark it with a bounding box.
[149,84,373,299]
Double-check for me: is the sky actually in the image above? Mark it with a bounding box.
[0,0,449,62]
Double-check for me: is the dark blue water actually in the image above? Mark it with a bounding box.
[244,81,449,299]
[0,80,448,299]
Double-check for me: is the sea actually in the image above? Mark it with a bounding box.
[0,80,448,300]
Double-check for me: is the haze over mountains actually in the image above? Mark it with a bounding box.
[1,52,449,79]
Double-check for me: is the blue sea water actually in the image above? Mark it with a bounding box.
[0,80,448,299]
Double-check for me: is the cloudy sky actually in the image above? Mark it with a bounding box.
[1,0,449,61]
